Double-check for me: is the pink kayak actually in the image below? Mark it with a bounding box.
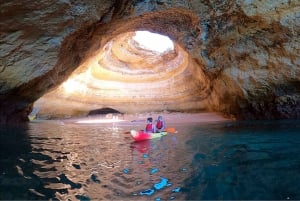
[130,130,168,141]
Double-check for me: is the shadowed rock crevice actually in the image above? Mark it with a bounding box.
[88,108,122,116]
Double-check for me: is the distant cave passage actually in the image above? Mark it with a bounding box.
[87,107,122,116]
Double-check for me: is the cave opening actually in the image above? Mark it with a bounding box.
[133,31,174,54]
[87,107,122,116]
[34,26,209,119]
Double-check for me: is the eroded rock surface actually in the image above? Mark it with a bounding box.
[0,0,299,123]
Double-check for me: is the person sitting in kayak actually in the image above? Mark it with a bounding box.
[155,115,166,132]
[145,117,156,133]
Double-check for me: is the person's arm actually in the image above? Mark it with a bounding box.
[162,120,166,131]
[152,124,157,133]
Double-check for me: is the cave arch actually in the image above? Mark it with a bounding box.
[33,8,212,119]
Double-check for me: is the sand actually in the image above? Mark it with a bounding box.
[124,112,229,123]
[62,112,232,126]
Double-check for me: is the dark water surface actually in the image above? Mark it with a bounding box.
[1,119,300,200]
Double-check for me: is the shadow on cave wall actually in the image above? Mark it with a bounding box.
[87,107,123,116]
[231,80,300,120]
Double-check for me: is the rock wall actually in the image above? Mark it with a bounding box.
[0,0,118,123]
[0,0,299,123]
[206,0,300,119]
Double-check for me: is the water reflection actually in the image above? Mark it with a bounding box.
[0,125,57,199]
[183,120,300,200]
[1,120,300,200]
[24,121,192,200]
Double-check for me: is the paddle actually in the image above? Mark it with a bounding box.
[165,127,176,133]
[125,127,177,134]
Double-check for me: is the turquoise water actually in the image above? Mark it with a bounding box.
[0,119,300,200]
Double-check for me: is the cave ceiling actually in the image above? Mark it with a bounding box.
[34,9,210,118]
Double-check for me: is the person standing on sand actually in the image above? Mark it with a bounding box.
[145,117,156,133]
[155,115,166,132]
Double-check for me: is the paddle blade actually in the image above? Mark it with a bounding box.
[166,127,176,133]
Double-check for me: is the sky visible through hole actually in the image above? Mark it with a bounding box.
[133,31,174,53]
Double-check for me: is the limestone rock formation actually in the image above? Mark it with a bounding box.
[0,0,299,123]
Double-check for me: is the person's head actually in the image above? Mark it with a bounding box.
[158,116,163,120]
[147,117,153,123]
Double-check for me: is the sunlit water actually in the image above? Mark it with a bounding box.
[1,119,300,200]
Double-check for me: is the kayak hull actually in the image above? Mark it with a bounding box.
[130,130,167,141]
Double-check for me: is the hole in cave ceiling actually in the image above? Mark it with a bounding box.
[34,29,209,118]
[133,31,174,54]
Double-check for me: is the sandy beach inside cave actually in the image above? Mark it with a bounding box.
[62,112,232,126]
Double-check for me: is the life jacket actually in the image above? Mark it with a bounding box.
[145,123,153,132]
[156,120,163,129]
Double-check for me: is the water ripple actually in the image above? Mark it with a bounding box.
[1,120,300,200]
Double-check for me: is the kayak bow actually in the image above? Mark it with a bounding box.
[130,130,167,141]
